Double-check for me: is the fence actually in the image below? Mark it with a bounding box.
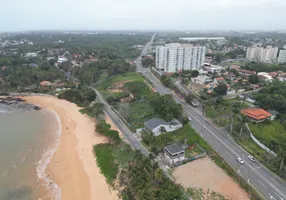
[245,123,277,157]
[171,143,207,168]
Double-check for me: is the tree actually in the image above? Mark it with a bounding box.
[214,53,223,63]
[191,70,199,77]
[91,102,104,117]
[214,83,227,95]
[95,120,111,134]
[106,130,121,144]
[182,78,190,86]
[249,74,259,84]
[278,136,286,172]
[185,94,194,104]
[161,75,173,87]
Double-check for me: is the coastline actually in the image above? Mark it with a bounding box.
[23,96,118,200]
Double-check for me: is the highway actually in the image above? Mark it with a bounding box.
[136,34,286,200]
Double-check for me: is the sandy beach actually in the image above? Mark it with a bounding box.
[23,96,118,200]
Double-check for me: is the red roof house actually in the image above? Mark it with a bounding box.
[241,108,271,123]
[40,81,52,86]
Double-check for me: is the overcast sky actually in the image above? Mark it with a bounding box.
[1,0,285,31]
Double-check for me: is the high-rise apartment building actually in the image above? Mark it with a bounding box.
[246,44,278,63]
[156,43,206,73]
[278,49,286,63]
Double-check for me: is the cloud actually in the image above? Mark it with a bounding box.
[0,0,285,31]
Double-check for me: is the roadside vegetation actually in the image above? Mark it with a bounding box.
[95,71,183,130]
[186,187,227,200]
[93,120,187,199]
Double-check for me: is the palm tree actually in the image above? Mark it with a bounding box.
[154,169,164,185]
[238,114,248,139]
[92,102,104,117]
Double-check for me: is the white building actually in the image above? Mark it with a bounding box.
[164,143,185,165]
[156,43,206,73]
[278,49,286,63]
[25,52,38,58]
[57,57,67,63]
[246,45,278,63]
[257,72,273,82]
[144,118,182,136]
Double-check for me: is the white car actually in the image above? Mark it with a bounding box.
[237,157,245,164]
[248,155,256,162]
[188,117,192,121]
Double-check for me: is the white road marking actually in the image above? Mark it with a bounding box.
[274,192,284,200]
[215,141,220,146]
[259,181,267,189]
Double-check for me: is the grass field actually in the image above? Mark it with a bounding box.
[205,99,248,128]
[93,143,134,186]
[99,72,145,90]
[116,101,159,129]
[249,121,286,150]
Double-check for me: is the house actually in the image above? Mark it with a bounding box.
[214,77,225,84]
[57,57,67,63]
[164,143,185,165]
[268,72,278,78]
[192,75,212,85]
[25,52,37,58]
[257,72,273,82]
[223,72,236,80]
[241,108,272,123]
[237,69,256,76]
[204,82,217,93]
[267,110,279,121]
[230,65,240,69]
[40,81,52,87]
[144,118,182,136]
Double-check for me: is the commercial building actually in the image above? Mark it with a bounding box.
[278,49,286,63]
[246,44,278,63]
[156,43,206,73]
[164,143,185,165]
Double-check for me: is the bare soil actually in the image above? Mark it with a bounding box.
[173,157,250,200]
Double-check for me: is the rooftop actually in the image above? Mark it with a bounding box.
[40,81,52,86]
[267,110,279,115]
[215,77,225,81]
[165,143,184,154]
[144,118,168,130]
[241,108,271,121]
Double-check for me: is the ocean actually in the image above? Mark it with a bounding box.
[0,108,61,200]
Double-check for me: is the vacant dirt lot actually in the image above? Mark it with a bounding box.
[173,157,249,200]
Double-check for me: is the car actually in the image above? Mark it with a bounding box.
[236,157,245,164]
[188,117,192,121]
[248,155,256,162]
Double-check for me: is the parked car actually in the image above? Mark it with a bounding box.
[248,155,256,162]
[188,117,192,121]
[237,157,245,164]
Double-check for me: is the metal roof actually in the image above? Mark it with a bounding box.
[144,118,168,131]
[164,143,184,155]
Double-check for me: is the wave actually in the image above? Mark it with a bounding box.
[36,109,62,200]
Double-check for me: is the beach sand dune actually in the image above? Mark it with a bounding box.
[24,96,118,200]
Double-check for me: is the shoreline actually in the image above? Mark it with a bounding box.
[23,96,118,200]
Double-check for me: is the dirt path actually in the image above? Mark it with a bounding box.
[173,157,249,200]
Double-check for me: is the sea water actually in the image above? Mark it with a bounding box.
[0,108,61,200]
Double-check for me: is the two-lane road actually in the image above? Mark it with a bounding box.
[136,34,286,200]
[90,87,149,156]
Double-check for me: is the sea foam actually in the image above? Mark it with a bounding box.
[36,109,62,200]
